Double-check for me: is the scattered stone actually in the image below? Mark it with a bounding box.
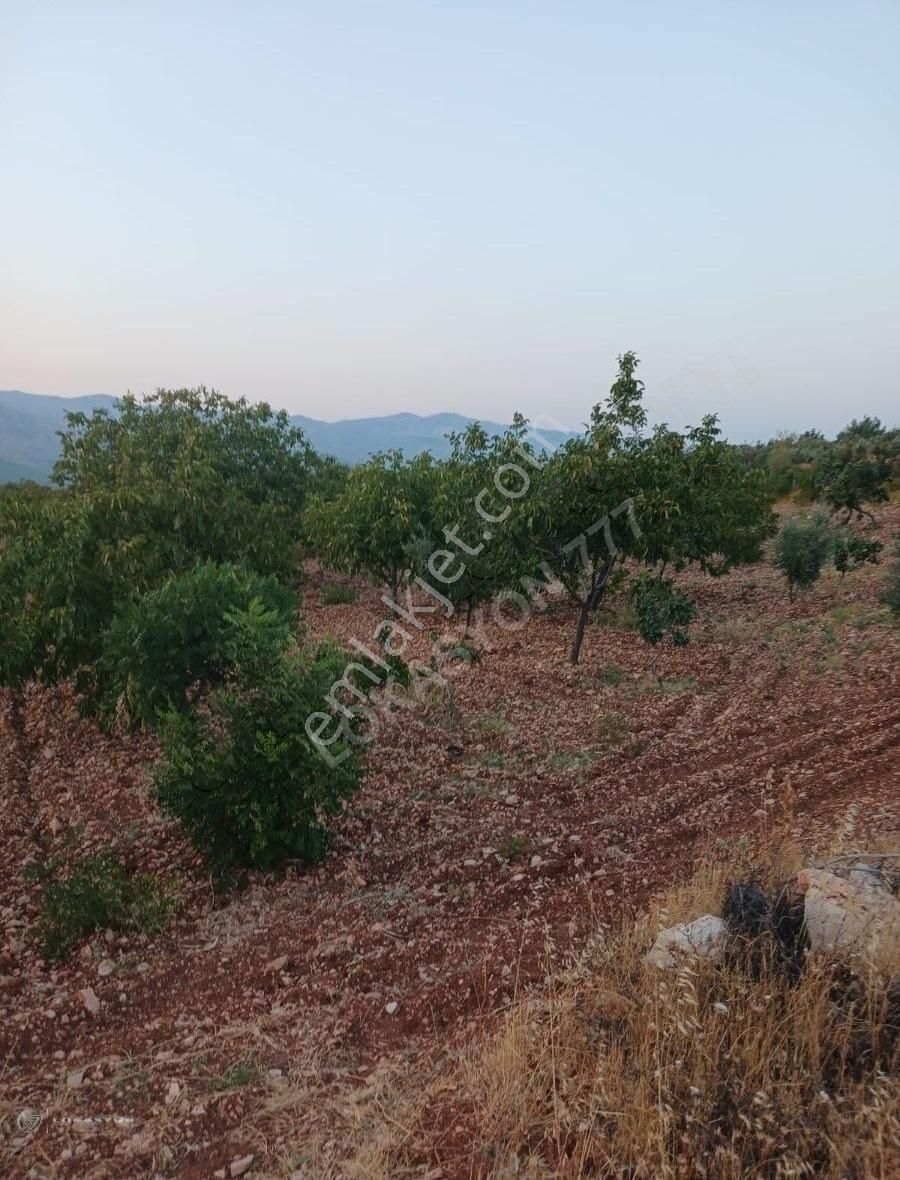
[230,1154,255,1177]
[79,987,101,1016]
[165,1080,180,1105]
[384,1000,399,1015]
[530,855,543,868]
[97,959,115,978]
[264,955,289,973]
[644,915,726,970]
[66,1069,85,1089]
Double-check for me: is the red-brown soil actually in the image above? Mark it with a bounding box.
[2,509,898,1179]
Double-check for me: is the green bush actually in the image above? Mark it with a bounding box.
[632,574,695,646]
[90,562,297,727]
[773,514,833,601]
[832,530,883,578]
[37,853,175,960]
[153,644,365,883]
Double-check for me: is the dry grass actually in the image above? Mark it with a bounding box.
[355,844,899,1179]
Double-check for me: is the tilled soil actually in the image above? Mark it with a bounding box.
[2,512,898,1179]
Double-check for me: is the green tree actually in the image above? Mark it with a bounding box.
[305,450,437,601]
[523,353,775,663]
[818,418,896,523]
[53,388,313,585]
[0,389,313,687]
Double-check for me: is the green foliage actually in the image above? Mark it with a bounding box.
[736,417,899,510]
[832,530,883,578]
[53,388,312,585]
[523,353,773,663]
[36,853,175,960]
[305,450,437,598]
[631,574,695,646]
[882,536,900,618]
[321,582,358,605]
[90,562,297,727]
[0,390,314,687]
[428,417,540,621]
[153,644,364,883]
[773,514,833,600]
[0,485,98,684]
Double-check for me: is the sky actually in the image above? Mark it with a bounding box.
[1,1,898,441]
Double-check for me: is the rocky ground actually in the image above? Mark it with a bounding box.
[1,508,898,1179]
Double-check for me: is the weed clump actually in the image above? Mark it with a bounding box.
[36,852,175,960]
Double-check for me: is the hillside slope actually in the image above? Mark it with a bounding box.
[1,507,897,1178]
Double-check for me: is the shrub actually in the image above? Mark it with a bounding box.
[832,529,883,578]
[773,514,833,600]
[90,561,297,727]
[153,644,365,884]
[37,853,175,960]
[631,574,695,646]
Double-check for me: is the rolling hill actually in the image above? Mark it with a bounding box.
[0,391,574,482]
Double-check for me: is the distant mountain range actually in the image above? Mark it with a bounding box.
[0,391,575,483]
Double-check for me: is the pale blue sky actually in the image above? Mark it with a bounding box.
[2,1,898,439]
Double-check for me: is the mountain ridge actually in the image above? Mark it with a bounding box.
[0,391,574,483]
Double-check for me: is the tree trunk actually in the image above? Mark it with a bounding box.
[569,558,616,664]
[569,597,591,665]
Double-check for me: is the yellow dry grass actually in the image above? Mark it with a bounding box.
[353,841,899,1179]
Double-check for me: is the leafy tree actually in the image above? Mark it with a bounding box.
[772,514,833,601]
[832,530,883,579]
[154,641,364,884]
[0,389,313,687]
[818,418,897,522]
[523,352,775,663]
[428,417,539,632]
[53,387,313,587]
[305,450,437,600]
[89,561,298,727]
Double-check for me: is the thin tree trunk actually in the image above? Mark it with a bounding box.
[570,597,591,665]
[569,558,616,665]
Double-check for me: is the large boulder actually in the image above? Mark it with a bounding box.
[797,862,899,971]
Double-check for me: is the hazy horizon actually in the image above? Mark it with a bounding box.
[3,2,898,441]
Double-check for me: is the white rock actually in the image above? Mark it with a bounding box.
[230,1155,254,1177]
[97,959,115,978]
[165,1081,180,1105]
[384,1000,399,1015]
[264,955,288,973]
[66,1069,85,1089]
[644,915,726,970]
[798,867,900,970]
[79,987,101,1016]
